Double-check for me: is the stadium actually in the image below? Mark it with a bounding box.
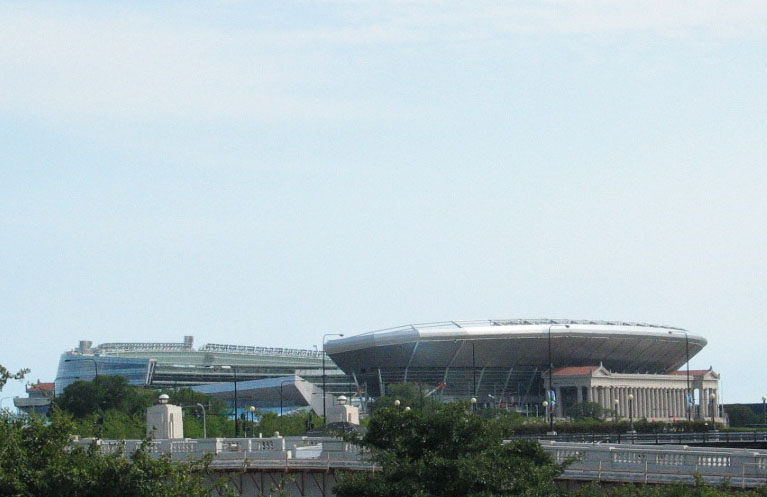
[325,319,721,421]
[30,319,720,422]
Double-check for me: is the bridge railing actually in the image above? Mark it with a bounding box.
[518,431,767,445]
[539,441,767,486]
[71,435,365,461]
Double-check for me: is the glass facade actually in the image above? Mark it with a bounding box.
[54,353,154,395]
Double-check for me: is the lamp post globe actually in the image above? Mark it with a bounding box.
[614,398,620,420]
[762,396,766,426]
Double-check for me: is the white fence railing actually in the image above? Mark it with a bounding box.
[540,441,767,487]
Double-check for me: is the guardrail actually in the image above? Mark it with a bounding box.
[517,431,767,445]
[72,436,367,466]
[540,441,767,487]
[74,435,767,488]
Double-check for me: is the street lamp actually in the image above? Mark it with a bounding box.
[394,399,401,408]
[470,397,477,412]
[542,400,554,435]
[546,324,570,426]
[248,405,256,436]
[628,393,635,434]
[64,357,100,380]
[322,333,344,423]
[668,330,692,421]
[195,403,207,438]
[221,366,240,436]
[614,398,620,420]
[472,341,476,402]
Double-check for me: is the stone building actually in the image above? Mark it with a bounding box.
[544,365,721,422]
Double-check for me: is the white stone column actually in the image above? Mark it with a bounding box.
[681,389,688,419]
[555,387,563,417]
[645,388,651,418]
[617,388,623,417]
[576,385,583,404]
[670,389,676,418]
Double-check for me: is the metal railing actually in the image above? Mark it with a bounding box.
[540,441,767,488]
[516,431,767,445]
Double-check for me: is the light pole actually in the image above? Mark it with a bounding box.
[546,324,570,425]
[628,393,635,434]
[65,357,103,437]
[248,405,256,436]
[222,366,240,436]
[64,357,100,380]
[542,400,554,434]
[472,341,476,404]
[322,333,344,423]
[669,330,692,421]
[195,403,207,438]
[614,398,620,421]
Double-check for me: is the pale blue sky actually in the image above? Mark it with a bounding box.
[2,1,766,403]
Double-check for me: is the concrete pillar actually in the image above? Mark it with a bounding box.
[576,385,583,404]
[673,389,679,418]
[555,387,563,417]
[667,389,673,418]
[618,387,623,416]
[681,389,688,419]
[642,389,649,418]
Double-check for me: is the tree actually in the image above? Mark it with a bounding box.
[372,382,440,411]
[0,410,236,497]
[334,402,563,497]
[0,364,28,392]
[724,405,760,427]
[567,402,606,421]
[52,375,155,418]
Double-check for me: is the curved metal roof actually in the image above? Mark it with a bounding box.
[325,319,706,375]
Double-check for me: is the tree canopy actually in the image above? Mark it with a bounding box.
[0,408,236,497]
[334,402,564,497]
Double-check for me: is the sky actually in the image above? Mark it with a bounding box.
[1,1,766,404]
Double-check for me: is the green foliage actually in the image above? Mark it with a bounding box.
[0,410,236,497]
[52,375,156,417]
[572,481,767,497]
[724,405,761,427]
[567,402,606,420]
[373,382,440,411]
[0,364,29,391]
[240,410,322,437]
[334,402,563,497]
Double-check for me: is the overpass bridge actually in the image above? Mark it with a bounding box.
[75,436,767,496]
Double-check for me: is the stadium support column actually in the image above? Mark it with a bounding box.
[546,323,570,419]
[322,333,344,423]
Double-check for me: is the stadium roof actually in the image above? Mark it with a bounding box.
[325,319,706,375]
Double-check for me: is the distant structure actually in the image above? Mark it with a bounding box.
[12,381,54,416]
[146,394,183,439]
[326,395,360,425]
[325,319,723,423]
[54,336,350,396]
